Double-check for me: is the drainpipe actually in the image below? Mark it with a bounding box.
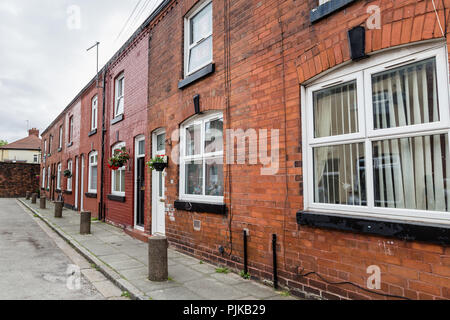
[99,67,108,222]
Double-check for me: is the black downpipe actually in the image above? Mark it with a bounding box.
[243,230,248,275]
[99,68,107,222]
[272,234,278,289]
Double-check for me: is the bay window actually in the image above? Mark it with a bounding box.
[184,0,213,76]
[180,112,224,203]
[88,151,98,193]
[111,143,125,196]
[303,44,450,224]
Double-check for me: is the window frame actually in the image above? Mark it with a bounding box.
[88,151,98,194]
[67,159,73,191]
[302,42,450,225]
[179,111,224,204]
[114,74,125,118]
[58,126,63,149]
[68,116,74,144]
[91,95,98,131]
[111,142,126,196]
[184,0,213,77]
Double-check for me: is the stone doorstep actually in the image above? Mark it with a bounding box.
[17,199,148,301]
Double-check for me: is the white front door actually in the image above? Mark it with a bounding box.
[80,155,85,212]
[152,129,166,235]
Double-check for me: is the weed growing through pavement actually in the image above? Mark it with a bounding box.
[215,267,230,274]
[240,271,250,279]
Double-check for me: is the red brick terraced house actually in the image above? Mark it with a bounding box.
[41,0,450,300]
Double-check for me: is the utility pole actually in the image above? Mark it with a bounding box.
[87,41,102,88]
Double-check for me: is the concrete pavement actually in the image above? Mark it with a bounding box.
[19,198,298,301]
[0,198,125,300]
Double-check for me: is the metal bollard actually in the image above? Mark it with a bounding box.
[148,236,168,282]
[80,211,91,235]
[40,196,46,209]
[31,193,37,204]
[26,191,31,200]
[54,201,63,218]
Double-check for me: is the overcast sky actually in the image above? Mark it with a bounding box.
[0,0,162,143]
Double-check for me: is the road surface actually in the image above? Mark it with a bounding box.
[0,198,104,300]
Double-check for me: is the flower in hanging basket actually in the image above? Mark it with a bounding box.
[63,169,72,178]
[108,147,130,170]
[146,155,168,171]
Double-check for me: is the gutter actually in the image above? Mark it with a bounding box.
[100,68,108,222]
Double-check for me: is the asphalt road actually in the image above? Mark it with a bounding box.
[0,198,104,300]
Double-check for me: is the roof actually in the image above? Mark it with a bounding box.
[0,135,41,151]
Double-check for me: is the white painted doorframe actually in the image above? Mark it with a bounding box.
[75,156,79,210]
[152,129,166,235]
[134,135,145,231]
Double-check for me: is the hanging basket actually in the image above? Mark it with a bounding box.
[146,155,168,171]
[153,162,168,172]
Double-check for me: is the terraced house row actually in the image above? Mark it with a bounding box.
[41,0,450,300]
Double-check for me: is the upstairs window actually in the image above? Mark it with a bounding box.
[58,126,63,149]
[115,74,124,117]
[91,95,98,131]
[303,44,450,223]
[69,116,74,144]
[184,0,213,76]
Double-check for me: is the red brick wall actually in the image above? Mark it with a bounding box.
[103,32,150,228]
[0,163,40,198]
[146,0,450,300]
[39,0,450,300]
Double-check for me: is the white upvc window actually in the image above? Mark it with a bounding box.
[57,163,62,190]
[111,142,126,196]
[114,74,124,118]
[184,0,213,76]
[69,116,74,144]
[42,167,46,188]
[302,43,450,225]
[47,166,50,189]
[91,95,98,131]
[88,151,98,193]
[58,126,63,149]
[44,140,47,154]
[49,135,53,154]
[67,159,73,191]
[180,112,224,203]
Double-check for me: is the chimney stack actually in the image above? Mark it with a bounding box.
[28,128,39,137]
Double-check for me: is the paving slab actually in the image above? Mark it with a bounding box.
[184,278,248,300]
[19,199,301,301]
